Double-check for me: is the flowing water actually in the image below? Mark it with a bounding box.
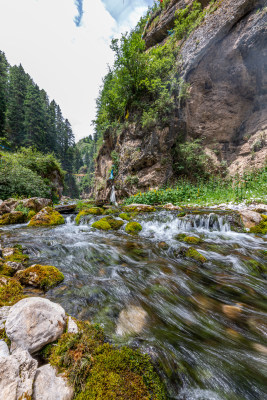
[1,210,267,400]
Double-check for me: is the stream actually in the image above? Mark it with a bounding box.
[1,210,266,400]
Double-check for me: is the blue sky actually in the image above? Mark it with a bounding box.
[0,0,154,141]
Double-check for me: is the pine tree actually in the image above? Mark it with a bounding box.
[0,51,8,138]
[6,64,29,147]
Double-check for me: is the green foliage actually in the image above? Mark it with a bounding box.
[124,164,267,206]
[48,321,167,399]
[125,175,139,186]
[111,150,120,176]
[174,1,204,40]
[173,139,211,179]
[0,147,65,200]
[15,203,30,216]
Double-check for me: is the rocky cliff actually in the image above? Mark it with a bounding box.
[94,0,267,202]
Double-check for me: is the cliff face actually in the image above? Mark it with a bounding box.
[94,0,267,202]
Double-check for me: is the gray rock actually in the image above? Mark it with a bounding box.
[239,209,262,229]
[0,340,10,358]
[13,348,38,400]
[0,353,19,400]
[33,364,74,400]
[5,261,25,273]
[5,297,66,354]
[67,317,79,334]
[0,305,11,329]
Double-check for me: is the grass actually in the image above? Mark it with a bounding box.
[124,166,267,207]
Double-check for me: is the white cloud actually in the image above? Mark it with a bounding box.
[0,0,149,141]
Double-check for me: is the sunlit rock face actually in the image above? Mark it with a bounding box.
[94,0,267,202]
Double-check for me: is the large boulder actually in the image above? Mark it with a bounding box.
[0,306,11,329]
[5,297,66,353]
[0,211,26,225]
[28,206,65,227]
[33,364,74,400]
[21,197,52,212]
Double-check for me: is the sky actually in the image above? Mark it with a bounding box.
[0,0,154,142]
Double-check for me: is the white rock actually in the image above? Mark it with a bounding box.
[67,317,79,334]
[0,340,10,358]
[33,364,74,400]
[0,353,19,400]
[0,305,11,329]
[5,297,66,354]
[13,348,38,399]
[116,305,148,336]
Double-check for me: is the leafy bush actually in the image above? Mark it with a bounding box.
[0,148,64,200]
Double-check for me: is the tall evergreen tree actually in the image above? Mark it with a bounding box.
[0,51,8,138]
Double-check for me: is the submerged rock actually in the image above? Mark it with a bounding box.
[28,206,65,227]
[5,297,66,353]
[16,264,64,291]
[125,221,142,235]
[116,305,148,336]
[33,364,74,400]
[181,247,207,263]
[222,304,242,319]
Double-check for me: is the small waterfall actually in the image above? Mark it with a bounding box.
[110,185,118,206]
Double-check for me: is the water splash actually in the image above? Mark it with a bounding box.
[110,185,118,206]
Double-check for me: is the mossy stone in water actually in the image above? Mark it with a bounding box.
[119,213,132,221]
[4,247,29,266]
[103,217,124,230]
[48,321,167,400]
[87,207,104,215]
[0,211,26,225]
[250,215,267,235]
[176,234,202,244]
[0,276,24,306]
[16,264,64,291]
[92,219,112,231]
[185,247,207,263]
[103,208,119,215]
[125,222,142,235]
[28,207,65,227]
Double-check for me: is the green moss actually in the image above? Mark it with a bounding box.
[27,210,36,221]
[0,327,11,346]
[4,248,29,266]
[17,264,64,291]
[28,207,65,227]
[177,212,186,217]
[48,321,167,400]
[0,277,25,306]
[245,259,267,276]
[92,219,112,231]
[0,212,26,225]
[250,215,267,235]
[185,247,207,263]
[119,213,132,221]
[176,234,202,244]
[123,205,155,213]
[87,208,104,215]
[103,208,119,215]
[103,217,124,230]
[0,262,13,276]
[125,222,142,235]
[75,210,91,224]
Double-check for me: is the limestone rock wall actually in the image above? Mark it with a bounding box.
[94,0,267,202]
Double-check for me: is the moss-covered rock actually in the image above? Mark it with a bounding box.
[177,212,187,217]
[92,217,124,231]
[123,204,155,213]
[48,321,167,400]
[0,211,26,225]
[103,208,119,215]
[16,264,64,291]
[92,219,112,231]
[87,207,104,215]
[3,246,29,266]
[119,213,132,221]
[125,222,142,235]
[176,234,202,244]
[28,206,65,227]
[0,276,24,306]
[0,262,13,277]
[185,247,207,263]
[250,215,267,235]
[27,210,36,221]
